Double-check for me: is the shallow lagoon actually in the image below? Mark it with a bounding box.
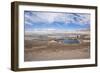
[62,39,80,44]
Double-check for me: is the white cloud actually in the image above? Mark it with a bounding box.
[25,20,33,25]
[68,13,90,25]
[25,11,90,26]
[25,28,68,34]
[78,14,90,25]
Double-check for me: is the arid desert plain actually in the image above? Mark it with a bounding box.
[24,30,90,61]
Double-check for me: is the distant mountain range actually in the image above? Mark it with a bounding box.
[25,29,90,35]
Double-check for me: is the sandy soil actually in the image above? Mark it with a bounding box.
[24,41,90,61]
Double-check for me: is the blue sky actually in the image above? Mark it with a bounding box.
[24,11,90,32]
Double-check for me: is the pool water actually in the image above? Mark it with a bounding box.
[63,39,80,44]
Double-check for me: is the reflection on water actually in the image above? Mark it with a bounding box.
[62,39,80,44]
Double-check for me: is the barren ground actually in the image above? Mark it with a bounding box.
[24,40,90,61]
